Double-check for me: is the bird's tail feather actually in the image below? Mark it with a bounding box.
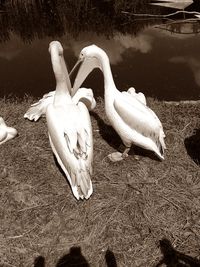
[24,105,43,121]
[71,169,92,200]
[24,91,54,121]
[157,130,166,159]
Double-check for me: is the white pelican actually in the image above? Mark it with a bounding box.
[24,88,96,121]
[71,45,166,161]
[0,117,17,145]
[46,41,94,200]
[24,37,96,122]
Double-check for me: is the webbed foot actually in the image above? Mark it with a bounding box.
[108,152,128,162]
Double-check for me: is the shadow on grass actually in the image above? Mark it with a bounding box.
[34,247,117,267]
[105,249,118,267]
[56,247,89,267]
[91,111,122,150]
[184,129,200,166]
[91,111,161,161]
[34,256,45,267]
[156,238,200,267]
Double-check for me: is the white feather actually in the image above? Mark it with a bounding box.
[45,41,94,200]
[0,117,17,145]
[73,45,166,160]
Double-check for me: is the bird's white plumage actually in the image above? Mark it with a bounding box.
[72,44,166,160]
[24,91,55,121]
[46,101,93,199]
[24,88,96,121]
[34,41,94,200]
[0,117,17,145]
[122,87,146,105]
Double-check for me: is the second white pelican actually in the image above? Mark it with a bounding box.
[0,117,17,145]
[46,41,94,200]
[71,45,166,161]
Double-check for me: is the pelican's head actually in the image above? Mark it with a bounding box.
[79,45,106,61]
[70,45,105,96]
[48,41,72,92]
[48,41,63,56]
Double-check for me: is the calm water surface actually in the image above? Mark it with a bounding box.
[0,1,200,101]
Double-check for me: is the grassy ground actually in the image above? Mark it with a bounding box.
[0,96,200,267]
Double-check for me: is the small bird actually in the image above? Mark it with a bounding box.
[46,41,94,200]
[71,44,166,161]
[0,117,17,145]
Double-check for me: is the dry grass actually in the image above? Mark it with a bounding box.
[0,96,200,267]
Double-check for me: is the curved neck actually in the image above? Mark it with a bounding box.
[99,52,117,98]
[50,47,72,105]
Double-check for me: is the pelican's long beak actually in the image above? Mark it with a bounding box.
[70,57,101,96]
[61,56,72,93]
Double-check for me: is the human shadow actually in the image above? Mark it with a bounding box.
[91,111,161,161]
[105,249,118,267]
[34,256,45,267]
[33,248,89,267]
[156,238,200,267]
[33,247,118,267]
[56,247,90,267]
[184,128,200,166]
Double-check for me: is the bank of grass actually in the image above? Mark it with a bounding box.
[0,96,200,267]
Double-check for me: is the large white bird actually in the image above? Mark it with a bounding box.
[0,117,17,145]
[24,37,96,122]
[24,88,96,122]
[45,41,94,200]
[71,44,166,161]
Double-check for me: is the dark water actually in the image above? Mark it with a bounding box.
[0,0,200,100]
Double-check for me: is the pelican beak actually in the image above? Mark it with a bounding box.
[69,58,82,77]
[70,57,101,96]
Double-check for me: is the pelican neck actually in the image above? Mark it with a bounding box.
[99,52,117,96]
[50,50,72,105]
[51,52,70,87]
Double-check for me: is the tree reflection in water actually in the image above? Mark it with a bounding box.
[0,0,199,43]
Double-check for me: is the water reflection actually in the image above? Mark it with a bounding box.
[0,0,157,43]
[150,0,193,10]
[170,56,200,88]
[63,32,153,64]
[0,1,200,100]
[0,34,22,60]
